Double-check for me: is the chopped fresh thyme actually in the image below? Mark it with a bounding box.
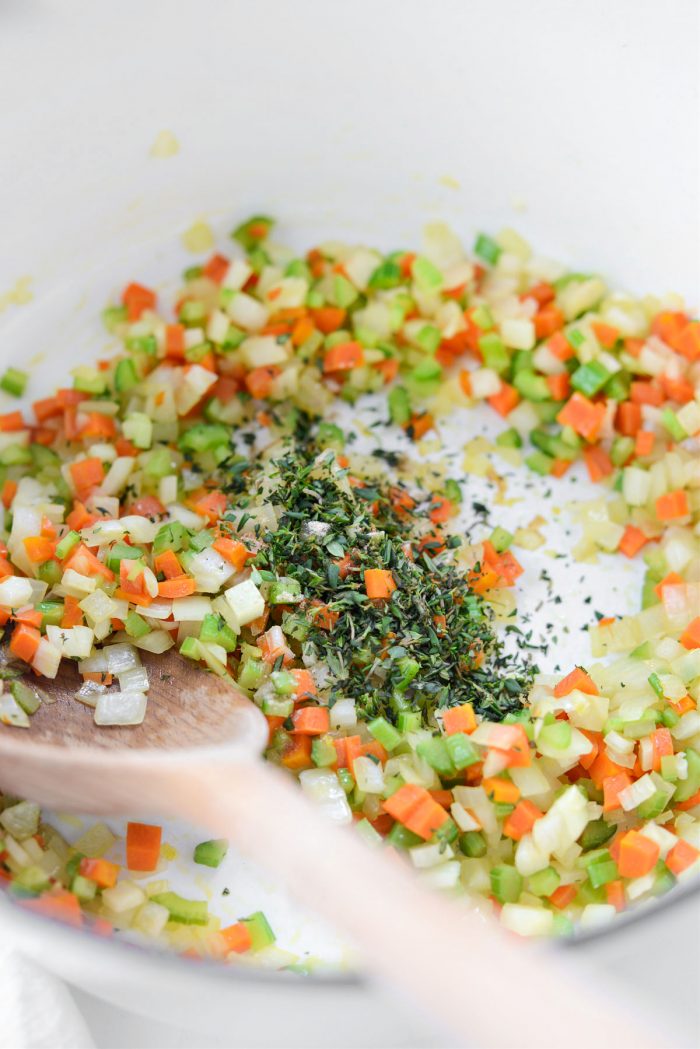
[222,422,536,723]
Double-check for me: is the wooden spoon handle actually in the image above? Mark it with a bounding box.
[179,758,660,1049]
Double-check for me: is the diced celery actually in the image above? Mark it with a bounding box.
[311,738,337,768]
[125,611,151,639]
[528,867,560,897]
[193,839,228,869]
[489,526,513,552]
[0,367,28,397]
[151,891,209,925]
[459,831,486,858]
[368,716,402,752]
[444,732,479,769]
[473,233,501,265]
[241,911,276,951]
[416,737,456,778]
[490,864,522,904]
[495,427,522,449]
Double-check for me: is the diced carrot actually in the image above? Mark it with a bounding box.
[383,783,427,822]
[65,501,98,531]
[442,704,477,736]
[291,706,330,735]
[153,549,182,580]
[617,830,660,878]
[13,608,43,629]
[549,883,578,909]
[578,730,601,770]
[288,316,313,348]
[547,331,575,361]
[63,544,114,581]
[323,341,364,374]
[680,617,700,650]
[634,431,654,457]
[288,669,316,700]
[669,694,695,716]
[429,496,453,524]
[61,595,84,628]
[545,373,570,401]
[486,724,531,768]
[655,490,689,521]
[503,800,543,840]
[407,412,434,440]
[672,321,700,361]
[280,734,312,770]
[605,880,625,912]
[122,282,157,321]
[553,667,598,699]
[591,321,620,349]
[0,411,26,432]
[615,401,642,438]
[588,750,628,790]
[374,357,400,383]
[126,822,163,872]
[651,310,688,347]
[21,890,83,927]
[364,569,397,599]
[1,480,18,509]
[362,740,389,764]
[220,922,253,954]
[549,458,570,478]
[618,525,649,559]
[70,457,105,494]
[310,306,346,333]
[33,396,62,423]
[114,437,139,457]
[79,412,117,441]
[603,772,633,813]
[164,323,186,359]
[56,388,87,408]
[630,381,664,406]
[203,253,230,284]
[429,789,454,810]
[244,366,279,399]
[650,727,674,772]
[623,337,645,358]
[82,672,113,686]
[556,393,605,442]
[9,624,41,664]
[662,375,695,404]
[79,857,120,888]
[31,426,58,446]
[23,536,56,564]
[157,575,197,598]
[212,537,251,570]
[192,490,227,523]
[309,601,339,631]
[481,777,520,805]
[487,381,520,417]
[521,282,555,306]
[534,304,565,340]
[583,446,613,483]
[665,839,700,875]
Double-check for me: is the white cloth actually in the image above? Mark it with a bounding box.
[0,941,93,1049]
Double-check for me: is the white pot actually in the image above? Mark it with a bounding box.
[0,2,698,1046]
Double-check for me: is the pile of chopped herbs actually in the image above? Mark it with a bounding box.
[222,423,536,724]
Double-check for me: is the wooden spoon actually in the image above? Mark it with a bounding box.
[0,650,659,1048]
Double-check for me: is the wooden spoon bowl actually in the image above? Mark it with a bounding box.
[0,652,658,1049]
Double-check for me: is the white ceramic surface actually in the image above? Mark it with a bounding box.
[0,1,699,1046]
